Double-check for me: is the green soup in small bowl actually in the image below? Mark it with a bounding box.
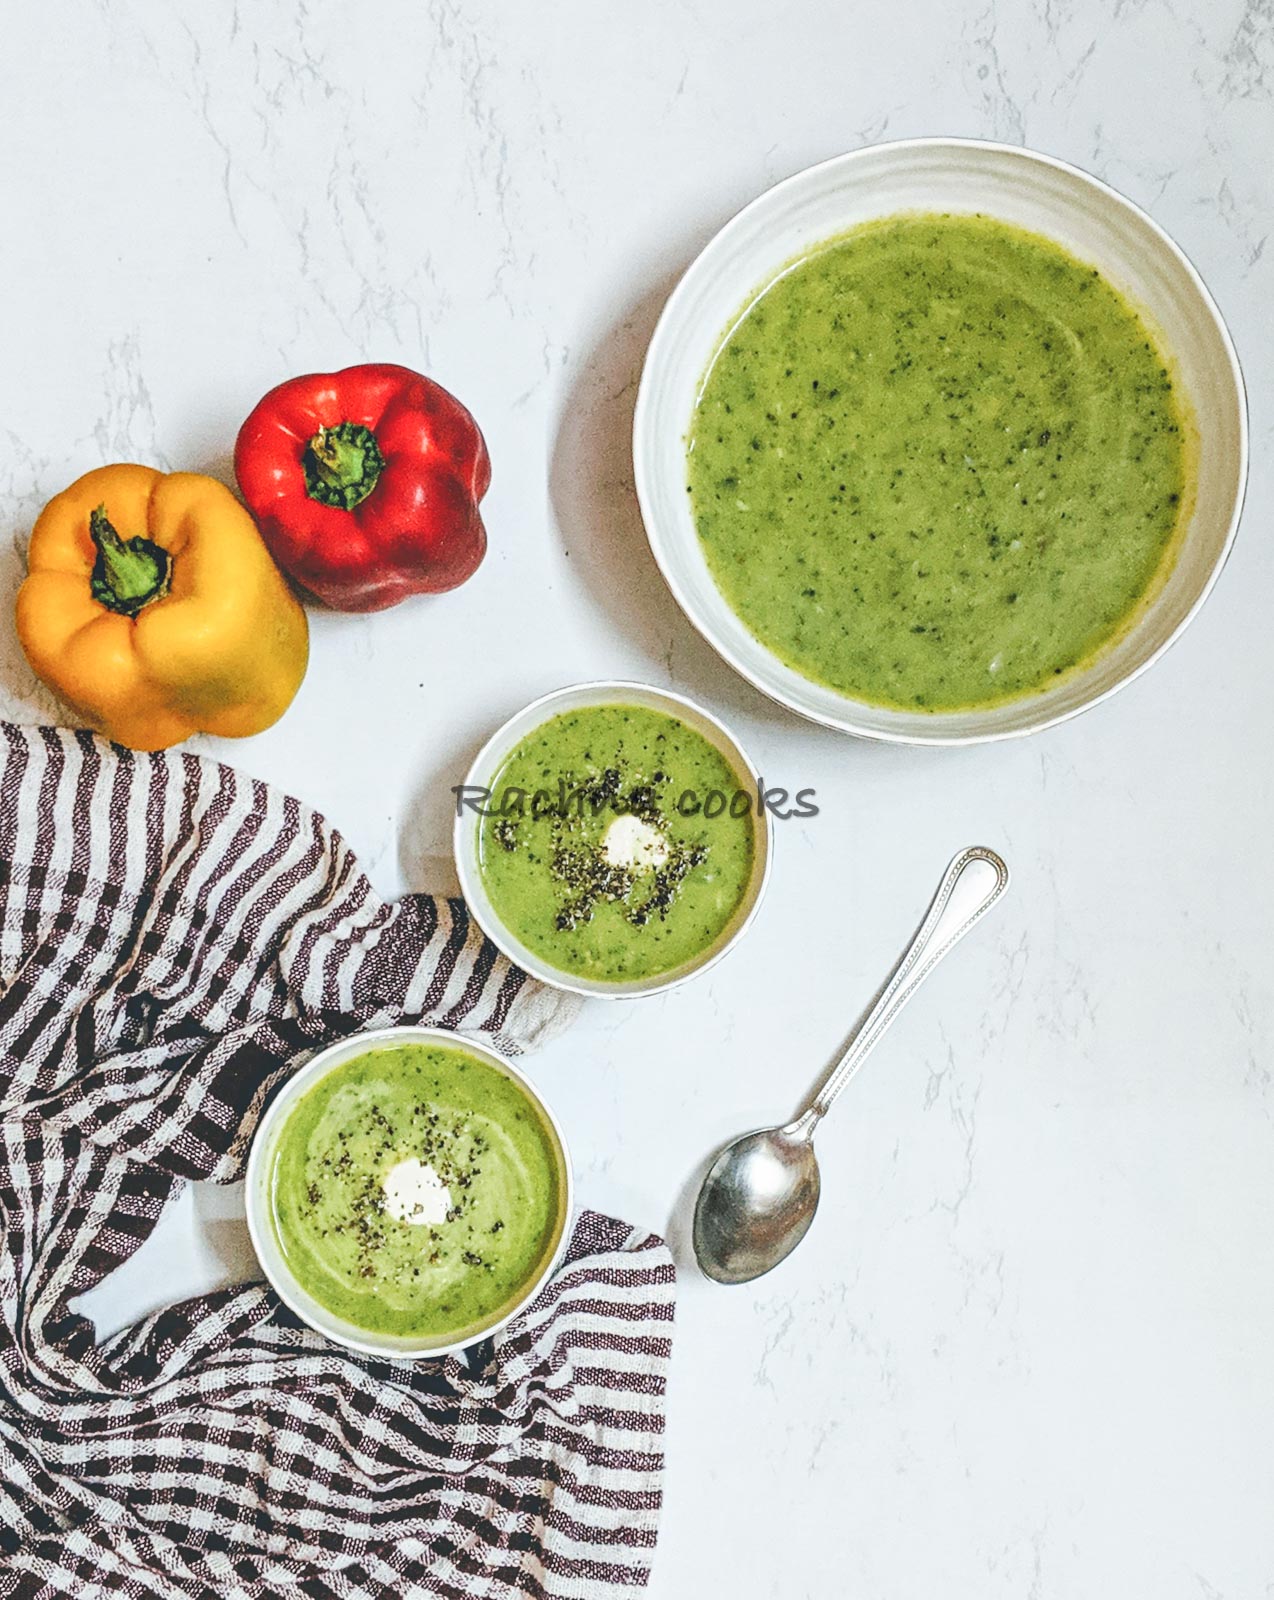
[247,1027,572,1358]
[455,683,772,998]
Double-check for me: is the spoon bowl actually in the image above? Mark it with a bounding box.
[694,1119,820,1285]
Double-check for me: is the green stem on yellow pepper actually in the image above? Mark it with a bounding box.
[89,505,172,617]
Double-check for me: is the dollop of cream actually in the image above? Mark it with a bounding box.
[382,1158,451,1225]
[602,814,670,872]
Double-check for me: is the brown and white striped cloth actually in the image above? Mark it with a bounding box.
[0,723,675,1599]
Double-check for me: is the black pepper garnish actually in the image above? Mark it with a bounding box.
[627,842,709,926]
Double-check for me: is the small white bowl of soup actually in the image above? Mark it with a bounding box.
[633,138,1247,743]
[454,681,772,999]
[246,1026,573,1360]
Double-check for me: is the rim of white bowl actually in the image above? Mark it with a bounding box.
[245,1024,574,1360]
[454,680,773,999]
[632,135,1249,745]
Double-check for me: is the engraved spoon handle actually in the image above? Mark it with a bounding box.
[799,846,1010,1131]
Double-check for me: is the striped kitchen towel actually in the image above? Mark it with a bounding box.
[0,723,675,1599]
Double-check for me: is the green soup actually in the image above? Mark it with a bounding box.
[478,702,756,983]
[687,212,1191,711]
[267,1043,563,1340]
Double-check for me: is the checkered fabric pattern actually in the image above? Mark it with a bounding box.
[0,725,675,1599]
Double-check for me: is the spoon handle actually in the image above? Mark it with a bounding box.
[802,846,1009,1128]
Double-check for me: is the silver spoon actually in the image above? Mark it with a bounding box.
[693,845,1010,1284]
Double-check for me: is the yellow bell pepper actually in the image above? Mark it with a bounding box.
[16,464,309,752]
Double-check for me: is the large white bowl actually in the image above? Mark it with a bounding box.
[246,1025,573,1360]
[633,138,1248,743]
[454,681,772,999]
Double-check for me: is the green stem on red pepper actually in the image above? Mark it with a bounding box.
[88,505,172,617]
[303,422,386,510]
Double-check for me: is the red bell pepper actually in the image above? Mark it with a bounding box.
[234,363,490,612]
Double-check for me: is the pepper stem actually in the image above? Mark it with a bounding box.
[303,422,386,510]
[88,506,172,617]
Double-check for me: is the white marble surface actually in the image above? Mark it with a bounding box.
[5,0,1274,1594]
